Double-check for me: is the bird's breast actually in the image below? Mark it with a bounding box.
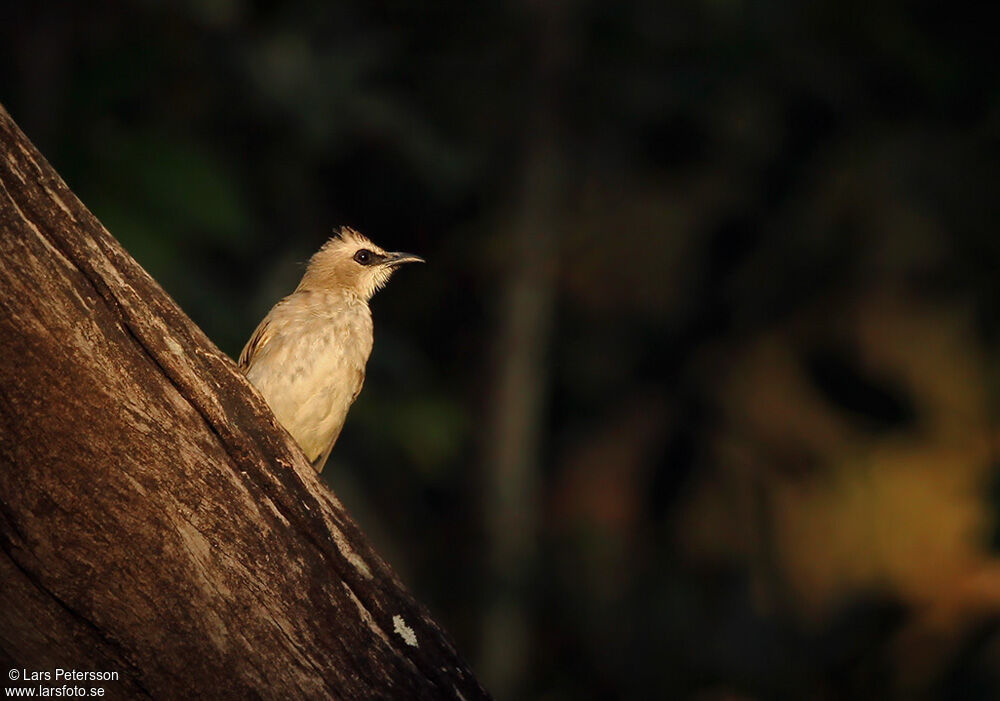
[245,306,373,461]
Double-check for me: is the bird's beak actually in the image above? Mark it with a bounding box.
[384,252,425,267]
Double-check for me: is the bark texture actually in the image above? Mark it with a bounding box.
[0,103,489,701]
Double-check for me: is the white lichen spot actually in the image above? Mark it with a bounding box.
[392,614,418,647]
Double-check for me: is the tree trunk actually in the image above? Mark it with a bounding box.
[0,103,489,701]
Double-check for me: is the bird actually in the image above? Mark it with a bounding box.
[239,227,424,472]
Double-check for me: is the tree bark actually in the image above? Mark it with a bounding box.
[0,103,489,701]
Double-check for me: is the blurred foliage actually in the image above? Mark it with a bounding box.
[4,1,1000,698]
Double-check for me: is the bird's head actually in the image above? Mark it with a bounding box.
[297,227,424,300]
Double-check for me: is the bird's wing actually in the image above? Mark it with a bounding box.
[311,366,366,473]
[311,425,341,473]
[350,366,366,404]
[238,316,272,370]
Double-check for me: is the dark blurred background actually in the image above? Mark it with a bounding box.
[4,1,1000,698]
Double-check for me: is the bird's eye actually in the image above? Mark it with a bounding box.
[354,249,373,265]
